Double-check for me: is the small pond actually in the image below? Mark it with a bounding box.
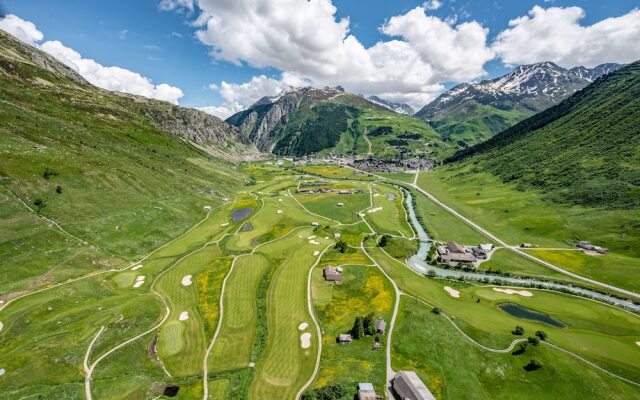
[232,207,253,222]
[498,303,566,328]
[242,222,254,232]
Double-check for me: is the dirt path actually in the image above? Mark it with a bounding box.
[363,128,373,155]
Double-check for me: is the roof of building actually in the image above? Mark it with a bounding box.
[358,383,374,391]
[439,253,476,263]
[446,241,466,254]
[436,245,448,255]
[339,334,352,341]
[375,318,386,331]
[393,371,436,400]
[479,244,493,252]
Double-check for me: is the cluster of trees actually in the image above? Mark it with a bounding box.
[334,240,348,253]
[398,132,421,140]
[368,125,393,137]
[350,312,380,339]
[378,235,390,248]
[386,139,409,147]
[301,383,352,400]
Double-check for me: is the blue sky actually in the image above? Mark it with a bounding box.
[2,0,639,116]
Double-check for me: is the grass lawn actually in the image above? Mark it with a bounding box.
[412,188,488,244]
[295,191,371,224]
[522,250,640,294]
[393,296,640,399]
[309,264,393,396]
[208,254,270,372]
[378,171,416,183]
[366,184,413,237]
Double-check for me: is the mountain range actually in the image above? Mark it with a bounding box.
[415,62,622,147]
[226,86,449,158]
[446,61,640,209]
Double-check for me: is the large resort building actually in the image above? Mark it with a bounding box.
[436,241,477,265]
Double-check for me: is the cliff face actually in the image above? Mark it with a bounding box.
[124,94,261,161]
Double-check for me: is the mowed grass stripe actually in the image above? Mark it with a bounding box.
[156,246,223,377]
[208,254,269,372]
[249,230,331,399]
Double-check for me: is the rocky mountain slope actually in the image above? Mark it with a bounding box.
[366,95,414,115]
[227,86,449,158]
[416,62,622,147]
[445,60,640,209]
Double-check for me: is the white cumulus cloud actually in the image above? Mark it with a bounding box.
[192,1,493,110]
[0,14,184,105]
[0,14,43,45]
[493,6,640,68]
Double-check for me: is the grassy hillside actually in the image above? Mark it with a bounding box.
[446,61,640,209]
[0,30,244,292]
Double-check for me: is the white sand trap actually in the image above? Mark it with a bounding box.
[300,332,312,349]
[313,251,320,256]
[0,322,3,332]
[221,222,229,227]
[307,235,316,239]
[0,368,5,376]
[277,210,283,214]
[374,193,380,197]
[179,311,189,321]
[444,286,460,298]
[324,236,329,239]
[298,322,309,331]
[133,276,145,288]
[278,199,283,202]
[309,240,320,245]
[367,207,383,214]
[181,275,193,286]
[636,341,640,347]
[131,264,143,271]
[493,288,533,297]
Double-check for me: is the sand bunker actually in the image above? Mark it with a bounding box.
[636,341,640,347]
[493,288,533,297]
[133,276,145,288]
[181,275,193,286]
[300,332,312,349]
[367,207,383,214]
[298,322,309,331]
[179,311,189,321]
[374,193,380,197]
[221,222,229,227]
[309,240,320,245]
[278,199,283,202]
[444,286,460,298]
[0,368,5,376]
[307,235,316,239]
[277,210,283,214]
[0,322,3,332]
[131,264,143,271]
[313,251,320,256]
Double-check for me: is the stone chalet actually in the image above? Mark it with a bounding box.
[338,333,352,343]
[375,318,386,333]
[323,265,342,283]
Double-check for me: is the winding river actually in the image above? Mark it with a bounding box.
[402,190,640,313]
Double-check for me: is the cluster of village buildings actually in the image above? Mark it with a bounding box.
[296,187,364,195]
[576,241,609,254]
[436,241,494,267]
